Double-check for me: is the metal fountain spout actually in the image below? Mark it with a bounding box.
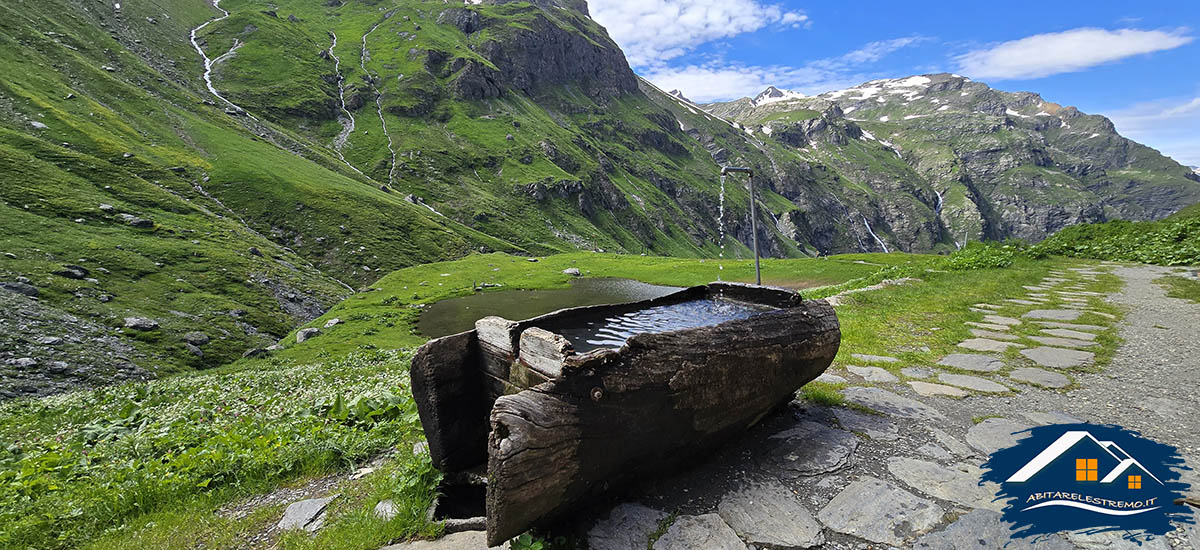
[720,166,761,285]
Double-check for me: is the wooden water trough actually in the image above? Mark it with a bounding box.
[410,282,840,545]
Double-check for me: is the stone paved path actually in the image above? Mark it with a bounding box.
[384,264,1200,549]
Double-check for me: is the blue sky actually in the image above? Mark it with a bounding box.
[589,0,1200,166]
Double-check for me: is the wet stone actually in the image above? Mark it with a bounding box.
[887,457,1004,511]
[938,353,1005,372]
[717,481,824,549]
[1020,347,1094,369]
[846,365,898,383]
[909,381,969,398]
[913,509,1073,549]
[937,373,1010,393]
[833,407,898,440]
[850,353,899,364]
[966,418,1032,455]
[652,513,745,550]
[1008,368,1070,389]
[1027,335,1097,348]
[958,338,1024,352]
[764,420,858,477]
[588,503,667,550]
[841,387,946,421]
[1022,309,1083,321]
[816,476,943,546]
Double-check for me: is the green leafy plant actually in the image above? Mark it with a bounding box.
[509,534,546,550]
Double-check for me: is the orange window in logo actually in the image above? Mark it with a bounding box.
[1075,458,1098,481]
[1128,475,1142,489]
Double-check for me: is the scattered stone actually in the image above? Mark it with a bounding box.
[53,265,90,280]
[1035,321,1106,331]
[242,348,270,358]
[1041,328,1098,340]
[887,458,1004,510]
[964,321,1010,331]
[909,381,969,398]
[3,252,16,259]
[1020,347,1094,369]
[2,282,39,297]
[846,365,898,383]
[1027,336,1097,348]
[127,217,154,228]
[525,257,538,262]
[957,338,1024,352]
[937,373,1010,393]
[652,513,745,550]
[373,500,397,521]
[183,331,210,346]
[816,476,943,546]
[248,247,263,257]
[916,443,952,460]
[186,343,204,357]
[1022,309,1083,321]
[966,418,1032,455]
[277,496,336,532]
[717,481,824,549]
[380,531,487,550]
[123,317,159,331]
[841,387,946,421]
[982,315,1021,326]
[588,503,667,550]
[1087,311,1117,320]
[850,353,899,363]
[765,420,858,477]
[562,267,581,276]
[98,203,115,212]
[323,318,342,329]
[296,328,320,343]
[15,357,37,368]
[913,509,1073,549]
[1008,367,1070,389]
[832,407,898,440]
[814,373,846,384]
[47,361,70,375]
[900,366,934,379]
[970,329,1019,341]
[412,441,429,455]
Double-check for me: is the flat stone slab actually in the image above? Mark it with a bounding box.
[938,353,1005,372]
[937,373,1010,393]
[982,315,1022,326]
[589,503,668,550]
[380,531,489,550]
[967,418,1032,455]
[814,373,847,384]
[1004,299,1042,305]
[929,427,973,457]
[1027,336,1097,348]
[1022,309,1082,321]
[916,443,953,460]
[717,481,824,549]
[1088,311,1117,320]
[972,303,1001,309]
[846,365,899,383]
[887,458,1004,511]
[957,338,1024,352]
[913,509,1073,549]
[1035,321,1106,331]
[850,353,900,363]
[833,407,899,440]
[1008,367,1070,389]
[1022,411,1085,425]
[765,420,858,477]
[816,476,943,546]
[1020,347,1094,369]
[842,387,946,421]
[964,321,1011,331]
[1041,328,1098,340]
[278,496,336,532]
[900,366,934,379]
[909,381,969,398]
[969,329,1019,341]
[1065,529,1171,549]
[652,514,746,550]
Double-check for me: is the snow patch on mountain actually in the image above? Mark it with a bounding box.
[753,86,806,107]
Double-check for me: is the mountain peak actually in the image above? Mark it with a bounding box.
[753,86,806,106]
[668,89,693,103]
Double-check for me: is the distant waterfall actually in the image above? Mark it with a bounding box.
[863,215,890,253]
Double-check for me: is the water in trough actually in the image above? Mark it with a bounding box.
[549,297,776,353]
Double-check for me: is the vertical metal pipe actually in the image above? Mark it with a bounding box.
[749,175,761,285]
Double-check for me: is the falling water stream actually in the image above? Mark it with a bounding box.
[717,174,726,280]
[327,31,362,175]
[360,12,399,187]
[863,215,890,253]
[189,0,256,120]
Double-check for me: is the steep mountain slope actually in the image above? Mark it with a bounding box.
[704,74,1200,248]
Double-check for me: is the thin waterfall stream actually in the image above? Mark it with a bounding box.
[360,12,399,187]
[863,215,890,253]
[327,31,362,175]
[189,0,257,120]
[717,174,727,280]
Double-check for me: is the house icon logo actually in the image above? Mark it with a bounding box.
[981,423,1193,540]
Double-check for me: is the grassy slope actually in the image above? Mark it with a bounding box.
[0,250,1121,550]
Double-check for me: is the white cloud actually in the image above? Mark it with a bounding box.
[956,28,1193,80]
[589,0,808,67]
[642,37,927,103]
[1106,95,1200,166]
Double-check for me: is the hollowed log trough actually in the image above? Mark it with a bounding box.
[410,282,840,545]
